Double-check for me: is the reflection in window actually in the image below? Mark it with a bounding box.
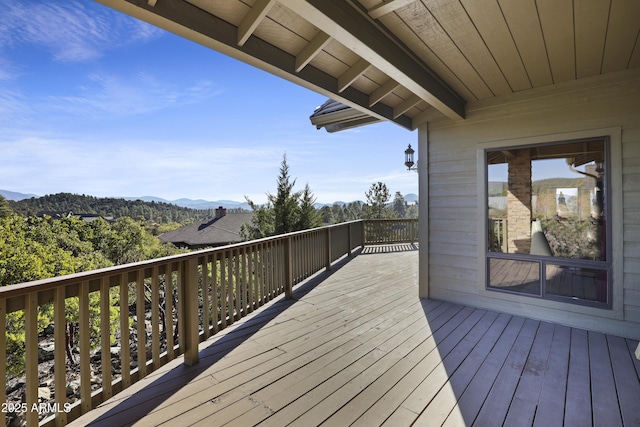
[488,258,540,295]
[487,140,606,261]
[545,264,607,303]
[486,139,610,307]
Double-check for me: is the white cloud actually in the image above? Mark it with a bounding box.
[40,72,222,119]
[0,0,163,63]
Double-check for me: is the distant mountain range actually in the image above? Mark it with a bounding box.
[1,190,418,209]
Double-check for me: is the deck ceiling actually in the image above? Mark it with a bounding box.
[98,0,640,130]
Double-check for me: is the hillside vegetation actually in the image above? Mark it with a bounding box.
[8,192,226,223]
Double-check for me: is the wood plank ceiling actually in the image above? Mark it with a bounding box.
[98,0,640,129]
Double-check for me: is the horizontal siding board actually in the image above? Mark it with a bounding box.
[428,241,476,258]
[429,185,478,197]
[430,230,478,245]
[429,196,477,209]
[429,208,477,221]
[624,241,640,258]
[428,173,477,186]
[624,257,640,275]
[429,219,477,233]
[623,275,640,293]
[623,305,640,323]
[429,253,477,270]
[429,276,478,293]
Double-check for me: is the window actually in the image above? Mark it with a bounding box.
[486,138,610,307]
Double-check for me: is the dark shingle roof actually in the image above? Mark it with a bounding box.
[158,212,253,248]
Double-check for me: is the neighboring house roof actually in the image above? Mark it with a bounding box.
[310,99,380,133]
[158,209,253,248]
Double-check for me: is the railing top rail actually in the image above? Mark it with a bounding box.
[0,220,365,299]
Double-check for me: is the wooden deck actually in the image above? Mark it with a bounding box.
[69,245,640,427]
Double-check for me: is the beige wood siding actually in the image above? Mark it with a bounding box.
[425,68,640,340]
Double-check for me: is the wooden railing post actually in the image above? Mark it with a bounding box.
[183,258,200,366]
[285,237,293,298]
[348,223,352,256]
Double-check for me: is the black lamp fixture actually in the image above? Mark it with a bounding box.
[404,144,417,171]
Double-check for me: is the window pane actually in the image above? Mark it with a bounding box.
[488,258,540,295]
[487,140,606,261]
[545,264,608,303]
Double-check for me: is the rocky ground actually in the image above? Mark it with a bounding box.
[5,313,161,427]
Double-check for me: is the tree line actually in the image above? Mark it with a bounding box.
[241,155,418,240]
[7,192,224,224]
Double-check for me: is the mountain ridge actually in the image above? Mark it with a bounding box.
[2,189,419,209]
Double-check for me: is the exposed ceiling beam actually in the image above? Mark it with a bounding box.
[393,94,421,118]
[279,0,465,120]
[369,78,399,106]
[295,31,332,72]
[367,0,416,20]
[237,0,277,47]
[96,0,413,129]
[337,58,371,92]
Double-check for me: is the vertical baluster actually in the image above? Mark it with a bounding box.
[119,273,130,389]
[267,242,274,300]
[227,250,235,325]
[79,281,91,414]
[0,299,6,427]
[164,266,175,360]
[234,250,241,320]
[135,270,147,378]
[151,266,160,370]
[242,247,250,314]
[100,278,112,401]
[202,258,210,339]
[211,255,219,334]
[263,242,269,302]
[220,251,228,329]
[279,240,284,294]
[253,243,264,307]
[253,245,259,308]
[174,262,185,355]
[285,236,293,298]
[246,247,254,313]
[25,292,38,426]
[177,261,185,355]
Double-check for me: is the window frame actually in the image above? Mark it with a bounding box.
[483,137,613,309]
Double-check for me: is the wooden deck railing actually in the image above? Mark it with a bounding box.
[363,218,418,244]
[0,219,414,426]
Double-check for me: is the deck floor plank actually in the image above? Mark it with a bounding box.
[443,315,526,426]
[65,246,640,427]
[532,324,571,427]
[472,318,539,426]
[412,312,511,425]
[608,335,640,425]
[589,331,623,426]
[564,328,593,426]
[503,320,555,426]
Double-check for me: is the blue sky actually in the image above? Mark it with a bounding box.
[0,0,418,205]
